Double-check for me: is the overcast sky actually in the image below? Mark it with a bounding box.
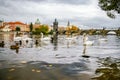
[0,0,120,28]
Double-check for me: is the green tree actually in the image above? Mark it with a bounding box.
[34,28,41,34]
[49,30,54,35]
[39,25,49,34]
[29,22,33,32]
[16,26,21,32]
[99,0,120,18]
[15,26,21,35]
[34,24,49,35]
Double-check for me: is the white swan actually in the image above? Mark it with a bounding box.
[14,32,32,41]
[13,32,22,41]
[83,34,94,46]
[83,40,94,46]
[41,37,51,41]
[98,35,108,43]
[13,32,33,47]
[98,38,107,42]
[40,33,51,44]
[65,36,78,42]
[14,36,22,41]
[65,37,76,41]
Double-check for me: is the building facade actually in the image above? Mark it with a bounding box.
[1,21,29,32]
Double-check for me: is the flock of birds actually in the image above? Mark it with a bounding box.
[12,32,108,55]
[13,32,108,47]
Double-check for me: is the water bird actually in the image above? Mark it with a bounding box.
[98,37,108,42]
[65,36,78,41]
[83,34,94,46]
[40,33,51,44]
[0,41,5,47]
[10,43,19,53]
[14,32,32,42]
[10,43,19,49]
[40,33,51,41]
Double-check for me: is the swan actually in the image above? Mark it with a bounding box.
[13,32,22,41]
[83,40,94,46]
[40,33,51,44]
[22,35,32,41]
[83,34,94,46]
[65,36,78,42]
[40,33,51,41]
[13,32,33,47]
[97,35,108,44]
[14,32,32,41]
[41,37,51,41]
[98,37,108,42]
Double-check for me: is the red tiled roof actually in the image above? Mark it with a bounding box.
[8,21,26,25]
[0,26,4,29]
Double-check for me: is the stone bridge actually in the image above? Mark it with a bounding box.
[79,29,120,35]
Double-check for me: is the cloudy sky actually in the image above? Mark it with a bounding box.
[0,0,120,28]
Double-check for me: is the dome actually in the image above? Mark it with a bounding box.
[35,19,40,24]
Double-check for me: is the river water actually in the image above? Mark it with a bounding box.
[0,32,120,80]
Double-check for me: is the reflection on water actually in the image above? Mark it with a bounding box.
[0,61,92,80]
[0,32,14,48]
[82,45,90,58]
[51,32,58,51]
[0,32,120,80]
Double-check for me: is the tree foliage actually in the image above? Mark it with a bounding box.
[34,24,49,35]
[29,22,33,32]
[15,26,21,31]
[99,0,120,18]
[66,25,79,33]
[39,25,49,34]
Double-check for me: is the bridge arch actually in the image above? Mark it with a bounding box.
[107,31,116,35]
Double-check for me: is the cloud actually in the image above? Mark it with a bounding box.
[24,0,90,5]
[0,0,120,28]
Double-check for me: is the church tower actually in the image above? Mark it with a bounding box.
[35,18,40,24]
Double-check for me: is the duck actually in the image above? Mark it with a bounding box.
[10,43,19,50]
[0,41,5,48]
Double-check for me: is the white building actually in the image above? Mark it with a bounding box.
[2,25,11,32]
